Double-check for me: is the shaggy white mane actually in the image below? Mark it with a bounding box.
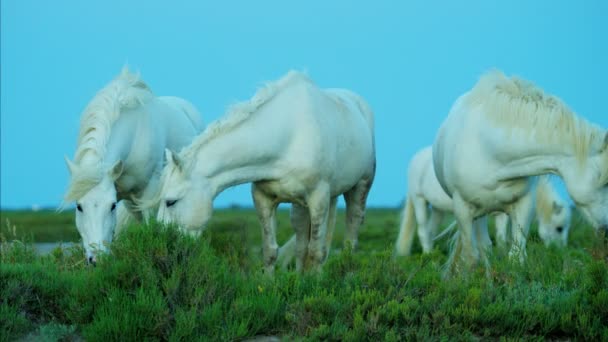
[466,69,606,164]
[63,68,154,203]
[178,70,312,170]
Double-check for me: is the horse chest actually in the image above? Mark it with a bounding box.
[255,179,309,206]
[466,179,530,210]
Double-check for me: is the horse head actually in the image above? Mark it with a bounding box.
[65,157,123,265]
[537,201,571,247]
[156,149,213,235]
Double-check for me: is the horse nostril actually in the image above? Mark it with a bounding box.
[87,256,97,266]
[556,226,563,233]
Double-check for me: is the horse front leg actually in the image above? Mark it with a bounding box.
[252,184,280,276]
[446,192,479,276]
[305,184,331,272]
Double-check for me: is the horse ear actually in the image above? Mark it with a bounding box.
[64,156,77,175]
[108,160,124,181]
[552,201,563,214]
[165,148,182,171]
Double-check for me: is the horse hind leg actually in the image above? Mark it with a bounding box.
[323,197,338,262]
[474,215,492,276]
[287,203,311,272]
[343,174,374,251]
[420,206,443,254]
[279,198,336,270]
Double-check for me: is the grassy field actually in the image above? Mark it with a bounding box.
[1,208,607,341]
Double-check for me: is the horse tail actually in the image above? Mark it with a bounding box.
[395,196,417,256]
[277,235,297,270]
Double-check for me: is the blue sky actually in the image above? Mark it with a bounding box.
[1,1,607,209]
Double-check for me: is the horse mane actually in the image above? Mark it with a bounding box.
[535,176,562,223]
[63,67,154,204]
[178,70,312,170]
[466,69,606,164]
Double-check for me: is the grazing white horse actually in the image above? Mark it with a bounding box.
[433,70,608,272]
[395,146,571,257]
[62,68,204,264]
[153,71,376,273]
[495,176,571,248]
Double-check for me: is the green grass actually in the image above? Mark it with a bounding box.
[1,208,607,341]
[0,210,79,243]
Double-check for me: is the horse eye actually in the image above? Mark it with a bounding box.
[166,199,178,208]
[111,202,117,211]
[76,204,83,212]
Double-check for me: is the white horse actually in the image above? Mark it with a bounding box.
[153,71,376,273]
[395,146,571,257]
[62,68,204,264]
[495,176,571,248]
[433,70,607,272]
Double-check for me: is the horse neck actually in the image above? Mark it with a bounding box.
[493,132,600,199]
[192,121,286,197]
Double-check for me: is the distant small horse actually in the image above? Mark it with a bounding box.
[433,70,607,273]
[62,68,204,264]
[153,71,375,274]
[495,176,571,248]
[395,146,571,257]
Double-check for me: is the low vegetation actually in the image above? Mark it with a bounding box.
[1,208,607,341]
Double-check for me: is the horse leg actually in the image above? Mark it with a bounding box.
[475,216,492,251]
[410,197,428,253]
[289,203,310,272]
[428,209,445,251]
[305,184,331,272]
[252,184,280,276]
[343,176,374,250]
[323,197,338,262]
[474,215,492,273]
[449,192,479,273]
[421,206,443,253]
[279,198,335,270]
[508,192,534,263]
[494,212,510,248]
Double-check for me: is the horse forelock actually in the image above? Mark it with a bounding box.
[73,68,155,166]
[467,69,605,164]
[178,70,312,168]
[62,164,104,207]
